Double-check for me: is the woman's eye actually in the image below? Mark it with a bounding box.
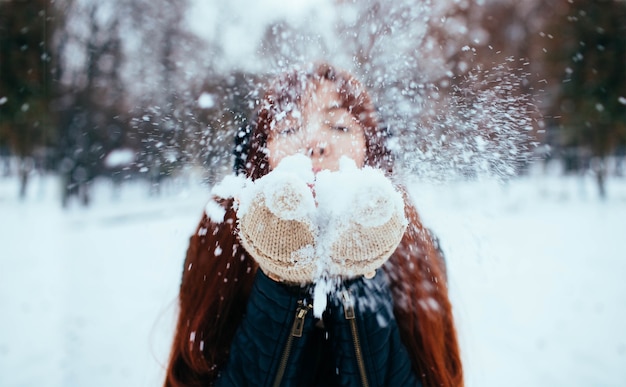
[332,126,350,133]
[279,127,297,136]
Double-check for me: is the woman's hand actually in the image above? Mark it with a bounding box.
[237,156,319,284]
[315,158,408,278]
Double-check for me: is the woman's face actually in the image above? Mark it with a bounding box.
[266,80,367,173]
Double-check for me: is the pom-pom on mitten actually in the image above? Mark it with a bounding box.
[315,157,407,278]
[237,155,318,284]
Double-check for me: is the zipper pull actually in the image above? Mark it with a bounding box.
[291,301,311,338]
[342,290,355,320]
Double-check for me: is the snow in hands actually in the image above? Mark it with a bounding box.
[210,154,407,316]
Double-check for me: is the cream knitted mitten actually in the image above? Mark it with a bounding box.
[237,156,318,283]
[315,158,407,278]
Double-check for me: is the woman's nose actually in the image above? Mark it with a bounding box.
[307,142,326,157]
[303,121,330,158]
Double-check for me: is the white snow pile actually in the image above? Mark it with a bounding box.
[203,174,248,222]
[253,154,316,221]
[315,157,405,229]
[103,148,136,169]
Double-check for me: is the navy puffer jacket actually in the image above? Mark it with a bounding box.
[215,270,419,387]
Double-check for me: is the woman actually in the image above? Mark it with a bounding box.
[164,63,463,386]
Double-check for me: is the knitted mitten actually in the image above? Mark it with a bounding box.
[237,156,318,283]
[315,158,407,278]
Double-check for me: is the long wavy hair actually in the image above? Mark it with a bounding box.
[164,63,463,387]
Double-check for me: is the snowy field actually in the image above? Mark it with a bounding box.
[1,165,625,387]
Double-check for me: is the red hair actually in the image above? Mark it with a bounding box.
[164,63,463,386]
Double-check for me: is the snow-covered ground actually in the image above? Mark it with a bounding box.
[1,165,625,387]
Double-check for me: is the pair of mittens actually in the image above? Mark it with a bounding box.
[236,155,407,284]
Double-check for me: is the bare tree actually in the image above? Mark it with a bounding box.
[0,0,56,198]
[542,0,626,198]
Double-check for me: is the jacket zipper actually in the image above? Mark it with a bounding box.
[343,290,370,387]
[272,300,311,387]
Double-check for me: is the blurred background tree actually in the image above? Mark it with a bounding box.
[542,0,626,198]
[0,0,56,198]
[52,0,128,206]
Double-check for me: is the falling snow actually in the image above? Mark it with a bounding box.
[198,92,216,109]
[3,0,625,386]
[103,148,136,169]
[205,200,226,223]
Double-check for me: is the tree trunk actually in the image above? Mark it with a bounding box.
[592,157,607,200]
[18,157,34,200]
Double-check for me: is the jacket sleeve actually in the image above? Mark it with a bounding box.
[215,270,315,387]
[330,272,421,387]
